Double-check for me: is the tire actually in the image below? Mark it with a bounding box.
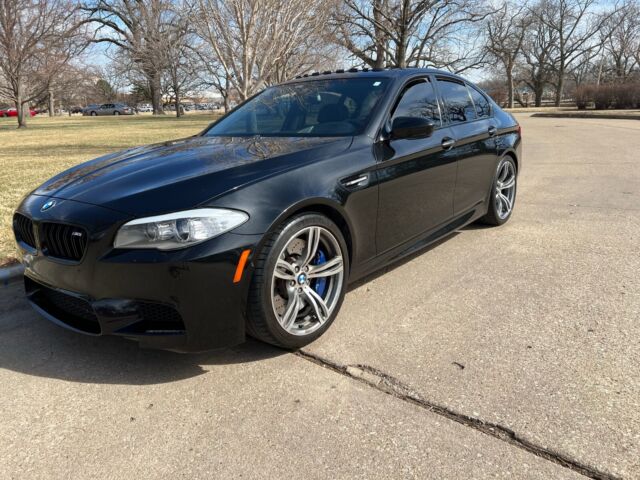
[247,213,349,349]
[114,111,120,115]
[480,155,518,226]
[90,111,97,116]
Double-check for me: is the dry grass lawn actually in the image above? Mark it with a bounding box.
[0,113,220,264]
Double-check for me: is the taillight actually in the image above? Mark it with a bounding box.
[517,124,522,137]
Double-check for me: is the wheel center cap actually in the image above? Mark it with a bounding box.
[297,273,307,285]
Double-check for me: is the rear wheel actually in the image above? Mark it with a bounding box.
[247,214,348,349]
[114,111,120,116]
[480,156,517,226]
[90,111,97,116]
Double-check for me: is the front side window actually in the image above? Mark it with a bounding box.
[204,78,390,137]
[468,86,491,118]
[392,80,441,125]
[437,79,476,124]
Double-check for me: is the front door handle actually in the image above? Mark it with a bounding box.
[341,173,370,189]
[441,137,456,151]
[488,126,497,137]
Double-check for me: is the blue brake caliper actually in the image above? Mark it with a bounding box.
[311,249,328,296]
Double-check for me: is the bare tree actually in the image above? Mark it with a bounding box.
[82,0,177,114]
[519,3,559,107]
[485,1,531,108]
[536,0,616,106]
[163,13,202,117]
[193,0,335,101]
[334,0,493,72]
[599,0,639,81]
[0,0,86,127]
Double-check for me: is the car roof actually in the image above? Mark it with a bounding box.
[282,67,470,85]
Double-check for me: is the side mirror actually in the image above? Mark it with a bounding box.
[391,116,435,140]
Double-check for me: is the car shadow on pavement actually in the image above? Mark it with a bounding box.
[0,284,286,386]
[0,227,470,387]
[348,232,460,291]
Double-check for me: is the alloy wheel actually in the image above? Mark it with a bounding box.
[495,161,516,219]
[270,226,344,336]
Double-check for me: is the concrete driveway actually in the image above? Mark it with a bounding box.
[1,114,638,479]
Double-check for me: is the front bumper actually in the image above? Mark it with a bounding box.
[15,194,261,352]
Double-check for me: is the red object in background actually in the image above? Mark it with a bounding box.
[0,107,37,118]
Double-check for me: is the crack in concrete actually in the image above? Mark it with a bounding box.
[296,349,620,480]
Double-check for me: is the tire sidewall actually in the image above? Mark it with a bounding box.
[255,214,349,348]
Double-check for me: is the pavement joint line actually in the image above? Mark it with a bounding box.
[295,349,620,480]
[519,201,640,212]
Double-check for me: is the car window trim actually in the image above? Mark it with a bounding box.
[466,83,493,119]
[377,75,444,141]
[435,76,494,127]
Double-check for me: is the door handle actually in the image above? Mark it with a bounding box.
[341,173,370,189]
[441,137,456,151]
[488,126,497,137]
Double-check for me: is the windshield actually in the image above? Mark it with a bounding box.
[204,78,390,137]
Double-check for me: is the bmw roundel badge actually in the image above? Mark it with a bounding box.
[41,199,56,212]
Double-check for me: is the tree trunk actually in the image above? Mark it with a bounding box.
[223,92,229,113]
[48,90,55,117]
[534,82,544,107]
[555,74,564,107]
[174,89,181,118]
[150,74,165,115]
[506,69,514,109]
[373,0,386,68]
[15,85,27,128]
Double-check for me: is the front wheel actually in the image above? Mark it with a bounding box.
[113,111,120,116]
[247,214,349,349]
[480,156,517,226]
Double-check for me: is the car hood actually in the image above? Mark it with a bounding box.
[34,135,351,215]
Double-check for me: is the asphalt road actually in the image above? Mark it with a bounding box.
[1,114,638,479]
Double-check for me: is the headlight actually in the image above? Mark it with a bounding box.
[114,208,249,250]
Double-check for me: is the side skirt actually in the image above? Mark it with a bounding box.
[349,204,488,284]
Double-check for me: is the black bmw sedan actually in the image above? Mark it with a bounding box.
[13,68,521,352]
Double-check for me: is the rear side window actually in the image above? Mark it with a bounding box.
[392,80,441,125]
[468,86,491,118]
[437,79,476,124]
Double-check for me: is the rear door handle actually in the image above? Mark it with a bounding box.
[341,173,370,189]
[488,126,497,137]
[441,137,456,151]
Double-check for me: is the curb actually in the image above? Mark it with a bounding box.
[0,264,24,287]
[531,112,640,120]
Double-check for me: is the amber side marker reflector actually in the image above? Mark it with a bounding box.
[233,249,251,283]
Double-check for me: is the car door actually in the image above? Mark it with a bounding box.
[435,77,499,215]
[375,78,458,254]
[99,104,113,116]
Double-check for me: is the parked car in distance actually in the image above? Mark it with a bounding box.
[0,107,37,117]
[81,104,100,115]
[14,68,521,352]
[83,103,134,116]
[137,104,153,113]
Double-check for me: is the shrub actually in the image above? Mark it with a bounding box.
[593,85,613,110]
[611,83,639,109]
[575,85,593,110]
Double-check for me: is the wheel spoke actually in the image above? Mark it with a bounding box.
[280,292,302,330]
[499,192,512,212]
[300,227,321,267]
[308,255,343,279]
[302,286,330,324]
[499,177,515,190]
[274,258,296,280]
[498,165,509,182]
